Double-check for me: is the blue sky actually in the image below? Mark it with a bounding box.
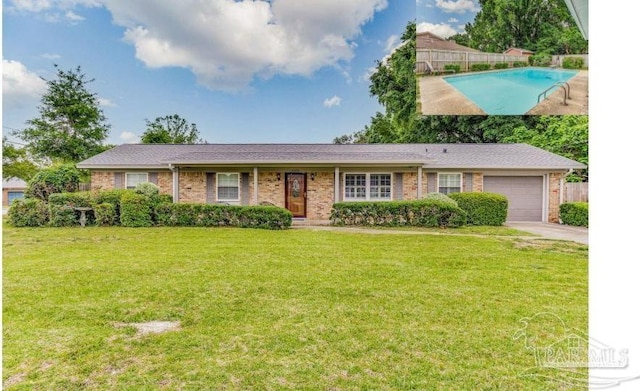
[2,0,414,144]
[416,0,479,38]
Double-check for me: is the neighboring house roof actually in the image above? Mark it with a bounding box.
[2,178,28,188]
[417,32,480,52]
[504,47,535,55]
[77,143,586,171]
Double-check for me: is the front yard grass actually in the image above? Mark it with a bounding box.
[3,224,587,389]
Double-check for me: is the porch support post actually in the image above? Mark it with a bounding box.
[417,166,423,199]
[171,165,179,203]
[334,167,340,203]
[253,166,259,205]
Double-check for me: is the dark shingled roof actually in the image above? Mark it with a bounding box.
[77,143,586,170]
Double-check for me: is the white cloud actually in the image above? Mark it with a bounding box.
[2,59,47,108]
[323,95,342,108]
[41,53,61,60]
[8,0,390,91]
[98,97,116,107]
[435,0,478,14]
[447,17,459,23]
[417,22,458,38]
[119,131,139,143]
[383,34,400,53]
[65,10,84,22]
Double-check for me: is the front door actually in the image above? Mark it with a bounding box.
[285,173,306,218]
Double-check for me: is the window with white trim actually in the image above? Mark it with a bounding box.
[126,172,148,189]
[217,173,240,201]
[438,173,462,194]
[344,173,392,201]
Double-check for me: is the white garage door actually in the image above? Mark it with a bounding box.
[483,176,543,221]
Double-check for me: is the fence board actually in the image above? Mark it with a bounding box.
[417,49,528,73]
[564,182,588,202]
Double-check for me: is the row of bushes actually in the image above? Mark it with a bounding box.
[330,192,508,227]
[559,202,588,227]
[9,184,292,230]
[442,61,529,74]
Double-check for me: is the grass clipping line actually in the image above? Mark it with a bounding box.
[114,321,181,336]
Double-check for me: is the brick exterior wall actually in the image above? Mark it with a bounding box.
[91,172,114,191]
[157,172,172,195]
[548,172,563,223]
[402,172,418,200]
[254,171,285,208]
[307,172,334,219]
[179,172,206,203]
[472,172,483,192]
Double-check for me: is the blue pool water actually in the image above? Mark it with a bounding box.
[444,68,579,114]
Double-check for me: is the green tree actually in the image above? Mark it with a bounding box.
[2,137,39,181]
[15,65,111,163]
[140,114,203,144]
[504,115,588,181]
[465,0,587,54]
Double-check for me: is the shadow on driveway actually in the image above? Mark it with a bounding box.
[505,222,588,245]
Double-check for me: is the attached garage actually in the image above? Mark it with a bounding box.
[483,176,544,221]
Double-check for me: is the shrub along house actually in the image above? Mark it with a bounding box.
[77,143,585,222]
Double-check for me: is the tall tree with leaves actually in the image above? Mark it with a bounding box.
[15,65,111,163]
[2,137,39,180]
[465,0,587,54]
[140,114,203,144]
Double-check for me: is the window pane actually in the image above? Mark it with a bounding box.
[370,174,391,199]
[217,173,239,200]
[345,174,366,199]
[439,174,461,194]
[126,173,148,189]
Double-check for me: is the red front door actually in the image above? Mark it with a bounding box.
[285,173,306,217]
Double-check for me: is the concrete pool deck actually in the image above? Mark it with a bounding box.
[418,69,588,116]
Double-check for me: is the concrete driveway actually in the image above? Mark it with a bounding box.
[505,222,588,244]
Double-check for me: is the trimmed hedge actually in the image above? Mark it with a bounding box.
[560,202,588,227]
[155,203,292,230]
[49,205,78,227]
[444,64,461,73]
[562,56,584,69]
[8,199,50,227]
[120,192,153,227]
[512,61,528,68]
[25,164,81,201]
[94,203,117,226]
[448,192,508,226]
[330,200,467,228]
[471,63,491,72]
[422,192,458,206]
[494,62,508,69]
[49,192,93,208]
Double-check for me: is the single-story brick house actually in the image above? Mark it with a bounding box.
[77,143,586,222]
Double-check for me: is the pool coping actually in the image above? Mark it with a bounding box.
[418,67,588,116]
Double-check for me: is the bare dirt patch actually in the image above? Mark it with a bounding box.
[114,321,181,336]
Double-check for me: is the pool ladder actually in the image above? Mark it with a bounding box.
[537,82,571,105]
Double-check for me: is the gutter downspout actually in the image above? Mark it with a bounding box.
[169,164,179,203]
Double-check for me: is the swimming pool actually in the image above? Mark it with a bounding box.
[443,68,579,115]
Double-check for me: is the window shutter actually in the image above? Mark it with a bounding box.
[463,173,473,192]
[149,172,158,185]
[114,172,124,189]
[393,173,403,200]
[241,173,250,205]
[206,173,215,204]
[427,173,437,193]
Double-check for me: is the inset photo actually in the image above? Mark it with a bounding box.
[416,0,588,115]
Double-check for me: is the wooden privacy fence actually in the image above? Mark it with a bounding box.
[417,49,529,73]
[563,182,588,203]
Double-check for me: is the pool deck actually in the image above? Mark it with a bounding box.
[418,69,588,116]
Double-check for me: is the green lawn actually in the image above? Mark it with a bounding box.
[3,224,588,390]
